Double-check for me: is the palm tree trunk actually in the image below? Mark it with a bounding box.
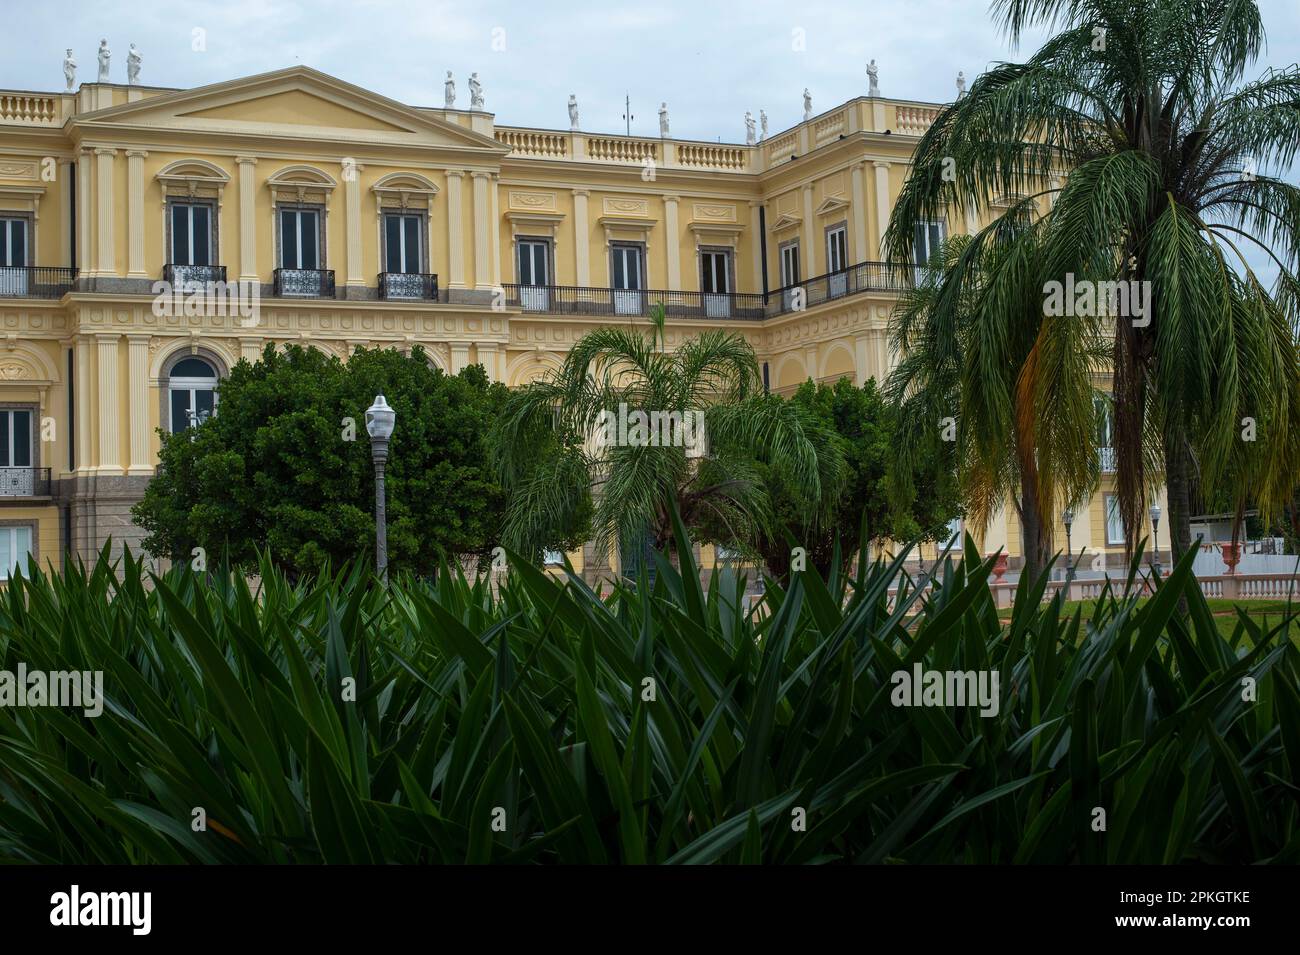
[1018,468,1051,584]
[1161,428,1195,566]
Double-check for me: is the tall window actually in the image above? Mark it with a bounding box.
[279,208,321,270]
[517,238,551,311]
[611,244,644,316]
[701,249,732,293]
[779,241,801,286]
[169,357,218,433]
[383,213,423,274]
[0,525,33,580]
[701,248,732,318]
[1104,494,1125,545]
[826,225,848,297]
[169,203,212,267]
[826,226,848,273]
[913,220,947,267]
[0,409,32,469]
[0,217,29,296]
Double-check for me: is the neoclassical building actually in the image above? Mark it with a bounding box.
[0,65,1152,578]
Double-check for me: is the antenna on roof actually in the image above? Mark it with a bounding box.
[622,93,633,135]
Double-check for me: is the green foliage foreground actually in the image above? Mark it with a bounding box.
[2,523,1298,864]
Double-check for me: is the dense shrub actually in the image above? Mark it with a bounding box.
[1,527,1297,864]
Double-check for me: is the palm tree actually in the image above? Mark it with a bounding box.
[886,0,1300,565]
[490,307,846,568]
[886,222,1103,583]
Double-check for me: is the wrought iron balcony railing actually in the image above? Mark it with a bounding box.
[500,262,911,321]
[502,284,768,320]
[273,268,336,298]
[1099,447,1117,473]
[164,263,228,286]
[765,261,912,317]
[0,266,77,299]
[380,272,441,301]
[0,467,51,497]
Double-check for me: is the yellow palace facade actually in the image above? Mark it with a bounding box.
[0,65,1154,579]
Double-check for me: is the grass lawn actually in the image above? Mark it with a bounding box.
[995,596,1298,640]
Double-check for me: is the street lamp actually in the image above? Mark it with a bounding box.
[1062,508,1075,586]
[365,395,396,584]
[1149,503,1162,578]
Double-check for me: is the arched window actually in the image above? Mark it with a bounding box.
[168,356,218,433]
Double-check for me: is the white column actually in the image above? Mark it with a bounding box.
[77,148,93,274]
[855,335,870,386]
[127,335,152,475]
[126,150,147,277]
[445,171,465,288]
[851,162,868,263]
[75,336,92,472]
[572,189,591,286]
[95,333,121,474]
[490,174,502,286]
[476,342,499,382]
[95,148,117,276]
[471,171,491,290]
[236,156,258,282]
[344,160,365,289]
[663,194,681,290]
[801,184,816,279]
[873,161,891,257]
[450,341,470,373]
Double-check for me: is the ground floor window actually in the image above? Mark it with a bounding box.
[1105,494,1125,545]
[0,524,33,579]
[168,356,219,433]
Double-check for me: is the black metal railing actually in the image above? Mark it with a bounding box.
[163,263,228,286]
[380,272,440,301]
[502,284,768,320]
[273,268,336,298]
[765,261,912,317]
[500,262,911,320]
[0,267,77,299]
[0,467,51,497]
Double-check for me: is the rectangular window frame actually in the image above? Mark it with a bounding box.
[381,210,428,275]
[0,214,32,268]
[778,239,801,287]
[0,520,36,581]
[1104,493,1125,546]
[515,236,553,286]
[0,404,36,470]
[276,203,327,271]
[699,247,733,294]
[165,200,217,268]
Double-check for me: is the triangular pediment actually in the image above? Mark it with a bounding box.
[74,66,505,153]
[178,90,410,132]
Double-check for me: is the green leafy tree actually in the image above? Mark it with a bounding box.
[134,344,520,577]
[490,308,846,563]
[887,0,1300,567]
[730,377,961,579]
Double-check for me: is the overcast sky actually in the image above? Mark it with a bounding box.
[5,0,1297,144]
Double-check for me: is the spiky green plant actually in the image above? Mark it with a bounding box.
[1,529,1297,864]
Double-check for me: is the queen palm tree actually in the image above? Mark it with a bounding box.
[887,221,1103,583]
[490,308,846,568]
[886,0,1300,564]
